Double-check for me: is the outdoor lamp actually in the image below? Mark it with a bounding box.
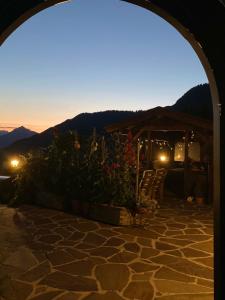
[159,154,168,162]
[10,159,20,168]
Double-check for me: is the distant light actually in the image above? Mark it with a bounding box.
[11,159,19,168]
[159,155,168,162]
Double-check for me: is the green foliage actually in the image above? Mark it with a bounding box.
[12,129,136,209]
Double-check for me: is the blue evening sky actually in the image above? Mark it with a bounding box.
[0,0,207,132]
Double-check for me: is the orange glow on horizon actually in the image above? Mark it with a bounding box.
[0,124,49,133]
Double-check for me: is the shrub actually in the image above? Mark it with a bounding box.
[12,129,137,209]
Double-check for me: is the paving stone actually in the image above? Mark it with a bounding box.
[119,234,135,242]
[38,234,62,244]
[89,247,119,258]
[167,223,186,229]
[73,222,99,232]
[123,281,154,300]
[0,205,214,299]
[129,262,159,273]
[55,259,95,276]
[150,254,179,265]
[193,257,213,268]
[187,223,204,229]
[164,230,184,236]
[47,250,74,266]
[83,292,125,300]
[68,231,85,241]
[191,241,213,254]
[0,264,24,279]
[104,237,124,246]
[65,225,77,231]
[174,234,212,242]
[124,242,140,253]
[96,229,119,237]
[90,256,106,265]
[159,238,193,246]
[108,251,137,263]
[39,224,57,230]
[83,232,106,246]
[165,250,183,257]
[156,294,213,300]
[184,228,204,234]
[54,227,72,238]
[3,247,37,271]
[40,271,98,291]
[30,290,63,300]
[1,279,33,300]
[19,260,51,282]
[197,278,214,288]
[34,286,48,295]
[181,247,210,258]
[155,241,178,251]
[147,226,167,234]
[95,264,129,291]
[132,273,153,281]
[137,238,152,247]
[76,243,97,249]
[155,266,195,282]
[57,239,78,246]
[35,229,53,236]
[26,241,55,251]
[56,293,81,300]
[141,247,160,259]
[151,255,213,280]
[115,227,159,239]
[202,227,213,235]
[154,280,213,294]
[32,251,47,263]
[66,248,88,259]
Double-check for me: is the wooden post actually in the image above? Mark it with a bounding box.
[147,131,152,168]
[184,130,189,198]
[135,139,141,204]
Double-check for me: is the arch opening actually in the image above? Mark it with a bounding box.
[0,0,223,298]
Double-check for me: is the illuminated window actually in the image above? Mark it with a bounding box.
[174,142,184,161]
[188,142,200,161]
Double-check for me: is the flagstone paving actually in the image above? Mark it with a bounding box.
[0,202,213,299]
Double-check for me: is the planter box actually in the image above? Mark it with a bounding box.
[71,200,133,226]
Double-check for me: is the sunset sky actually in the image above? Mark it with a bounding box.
[0,0,207,133]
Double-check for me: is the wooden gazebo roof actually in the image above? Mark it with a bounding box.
[105,107,213,138]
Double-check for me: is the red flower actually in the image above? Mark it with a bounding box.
[111,163,120,169]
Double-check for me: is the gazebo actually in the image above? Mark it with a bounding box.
[106,106,213,201]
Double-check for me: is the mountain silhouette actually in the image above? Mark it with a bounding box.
[0,126,37,149]
[0,130,8,136]
[3,83,212,154]
[168,83,212,119]
[5,111,136,153]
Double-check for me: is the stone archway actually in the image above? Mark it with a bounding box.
[0,0,224,298]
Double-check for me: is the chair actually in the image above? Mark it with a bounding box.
[138,169,155,206]
[151,168,167,202]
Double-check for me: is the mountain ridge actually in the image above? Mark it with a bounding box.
[0,126,37,149]
[3,83,212,154]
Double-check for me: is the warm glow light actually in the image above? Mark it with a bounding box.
[159,155,168,162]
[11,159,19,168]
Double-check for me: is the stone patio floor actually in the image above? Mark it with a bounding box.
[0,202,213,300]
